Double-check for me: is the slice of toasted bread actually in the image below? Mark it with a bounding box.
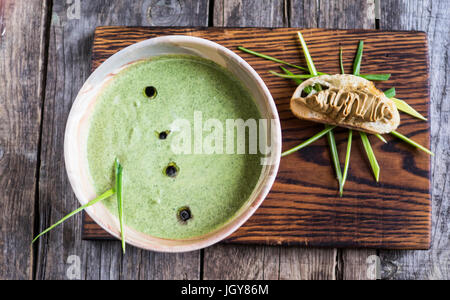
[290,74,400,134]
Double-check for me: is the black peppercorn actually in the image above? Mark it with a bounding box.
[159,131,168,140]
[177,207,192,223]
[165,165,178,177]
[144,86,157,99]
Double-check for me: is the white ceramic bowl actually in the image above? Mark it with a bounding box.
[64,35,281,252]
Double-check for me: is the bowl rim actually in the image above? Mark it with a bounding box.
[64,35,282,252]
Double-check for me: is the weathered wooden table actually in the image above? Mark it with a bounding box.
[1,0,448,280]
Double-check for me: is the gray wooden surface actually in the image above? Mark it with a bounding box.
[378,0,450,280]
[0,0,448,280]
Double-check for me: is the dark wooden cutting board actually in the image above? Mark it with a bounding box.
[82,27,431,249]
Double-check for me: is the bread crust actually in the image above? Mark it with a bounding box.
[290,75,400,134]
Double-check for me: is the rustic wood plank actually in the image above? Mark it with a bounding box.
[0,0,48,280]
[204,245,336,280]
[279,248,337,280]
[379,0,450,280]
[289,0,375,28]
[341,249,380,280]
[203,244,280,280]
[148,0,209,26]
[213,0,287,27]
[35,0,208,280]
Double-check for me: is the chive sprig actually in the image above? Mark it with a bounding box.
[281,126,336,157]
[360,132,380,182]
[32,188,115,243]
[340,130,352,196]
[115,158,125,254]
[33,158,127,253]
[391,130,433,155]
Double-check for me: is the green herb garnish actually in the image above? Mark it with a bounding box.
[269,71,316,80]
[281,126,336,157]
[374,134,388,144]
[358,74,391,81]
[392,98,428,121]
[32,188,115,243]
[384,87,396,99]
[326,125,343,188]
[360,132,380,182]
[384,88,427,121]
[354,41,390,80]
[297,32,318,76]
[115,158,125,254]
[238,46,310,72]
[280,66,303,85]
[32,158,128,252]
[353,41,364,75]
[239,45,389,82]
[339,46,350,196]
[339,47,345,75]
[340,130,353,196]
[390,130,433,155]
[271,70,391,82]
[279,66,313,96]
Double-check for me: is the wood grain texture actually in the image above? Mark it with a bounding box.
[279,247,337,280]
[147,0,209,26]
[340,249,379,280]
[203,244,337,280]
[213,0,287,27]
[35,0,208,280]
[203,244,280,280]
[289,0,375,28]
[378,0,450,280]
[0,0,48,280]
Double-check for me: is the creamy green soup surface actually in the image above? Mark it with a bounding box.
[87,55,262,239]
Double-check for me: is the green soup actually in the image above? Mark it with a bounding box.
[87,55,262,239]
